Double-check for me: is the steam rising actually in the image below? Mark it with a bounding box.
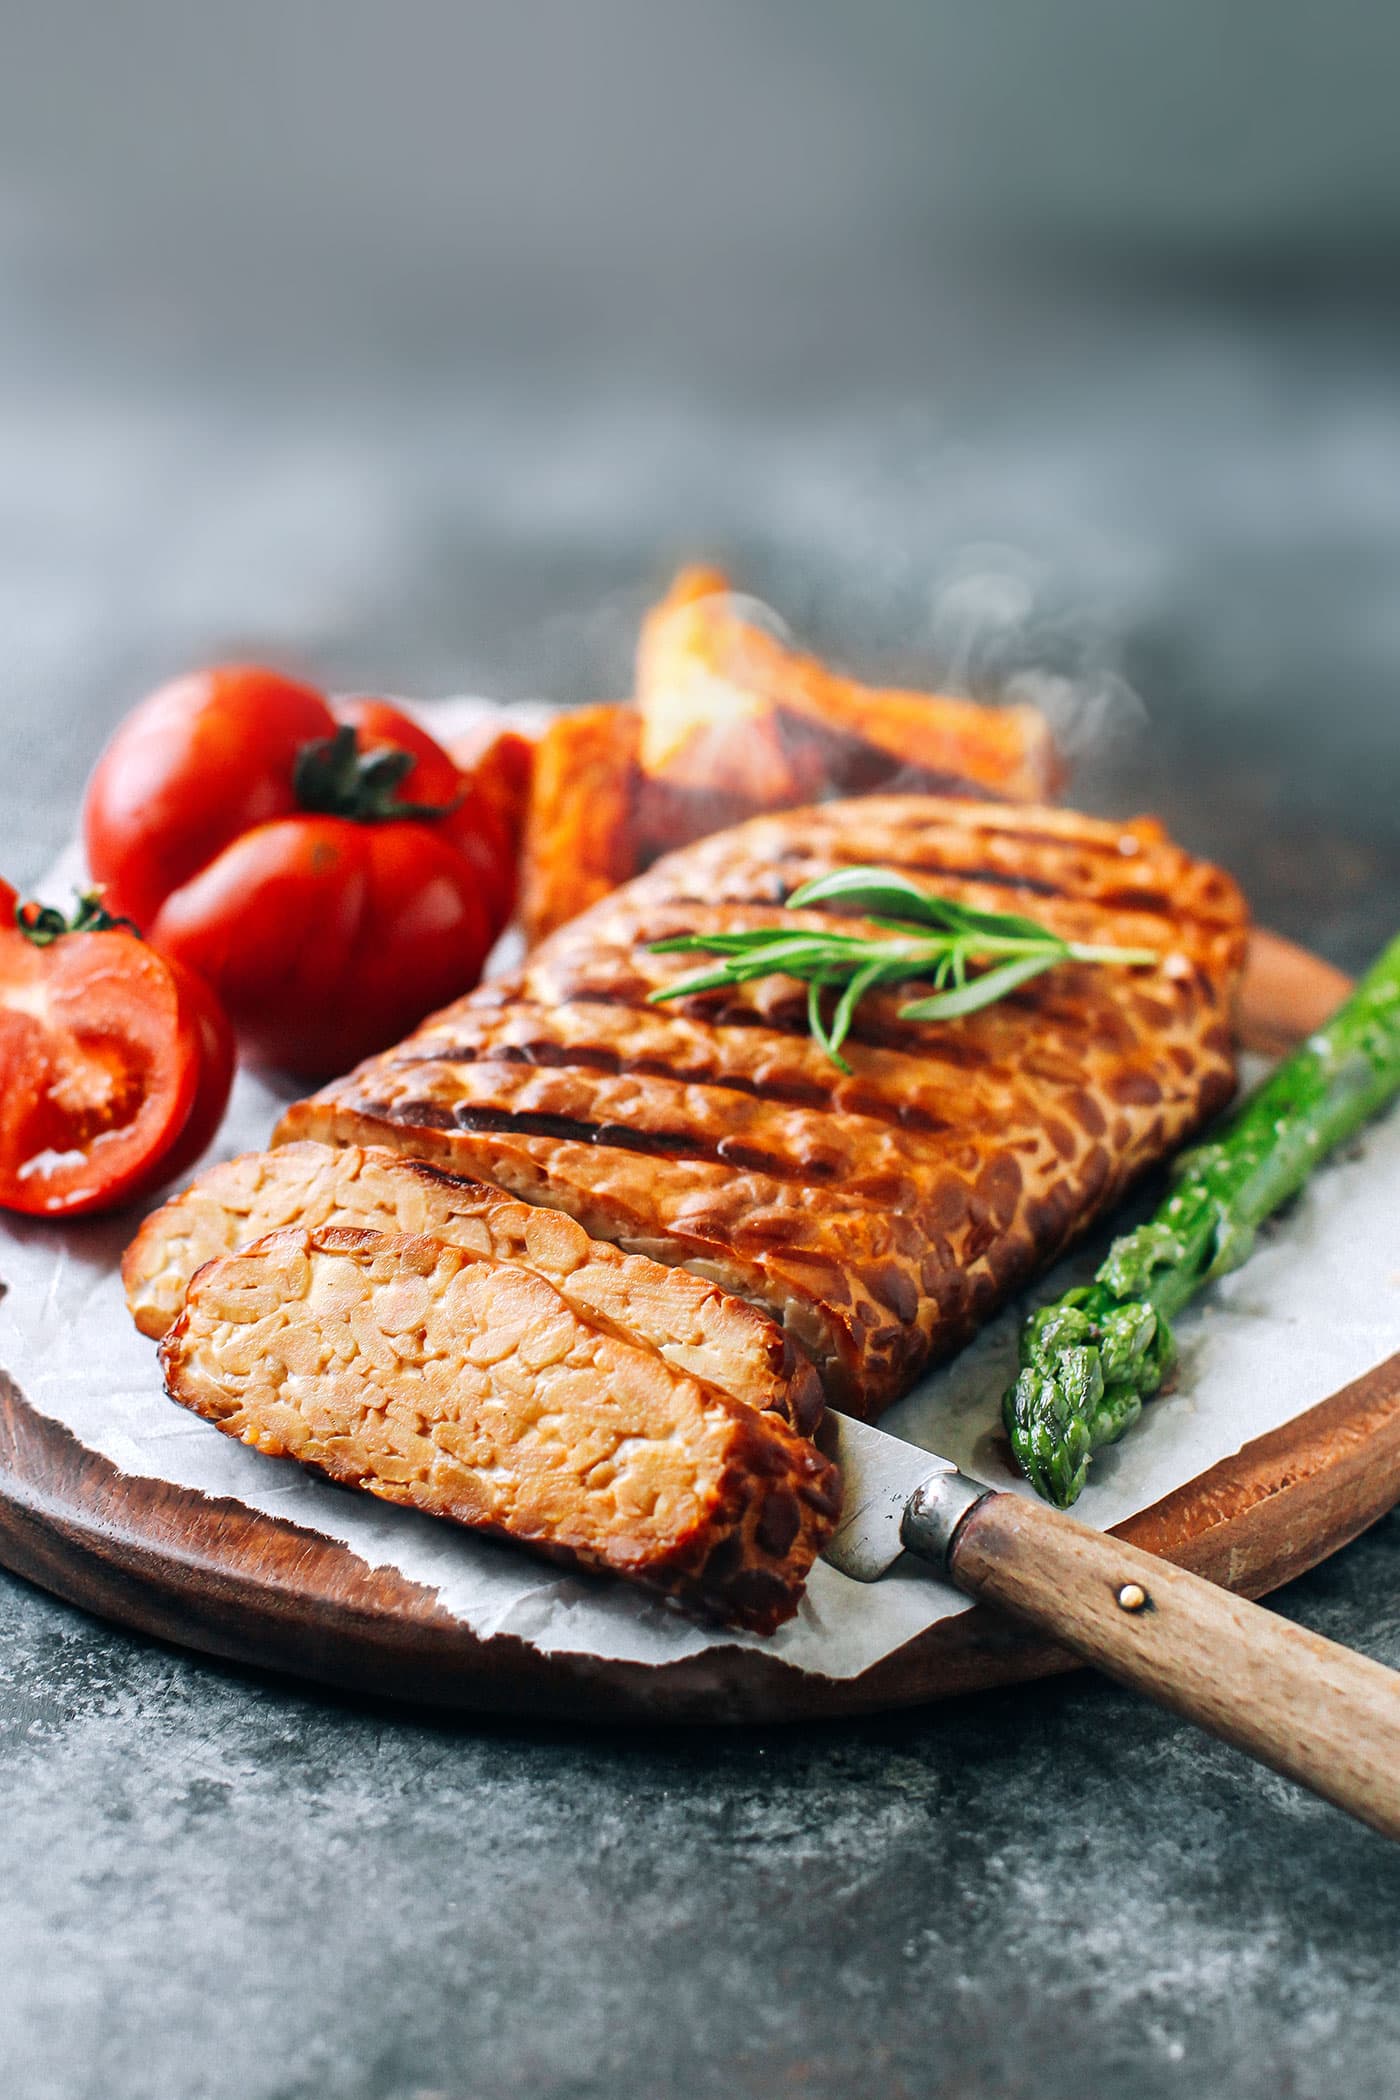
[648,552,1150,817]
[925,546,1150,772]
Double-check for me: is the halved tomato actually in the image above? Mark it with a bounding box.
[0,895,236,1217]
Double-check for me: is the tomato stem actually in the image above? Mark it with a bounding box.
[294,724,463,824]
[16,889,142,947]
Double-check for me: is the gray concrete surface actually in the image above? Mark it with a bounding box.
[1,263,1399,2099]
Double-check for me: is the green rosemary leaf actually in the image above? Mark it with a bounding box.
[829,960,887,1064]
[650,928,812,957]
[785,865,950,924]
[915,896,1063,943]
[646,960,745,999]
[899,950,1061,1020]
[789,866,1056,946]
[1065,939,1161,967]
[806,979,840,1069]
[650,932,877,1002]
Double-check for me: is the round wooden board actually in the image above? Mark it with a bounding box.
[0,930,1392,1726]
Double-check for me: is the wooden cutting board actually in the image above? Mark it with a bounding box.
[1,930,1394,1726]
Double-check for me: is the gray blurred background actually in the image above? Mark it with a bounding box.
[1,0,1397,968]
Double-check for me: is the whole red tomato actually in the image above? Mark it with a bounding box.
[338,698,516,937]
[84,669,510,1077]
[0,890,235,1217]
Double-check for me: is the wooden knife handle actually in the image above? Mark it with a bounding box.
[946,1492,1400,1840]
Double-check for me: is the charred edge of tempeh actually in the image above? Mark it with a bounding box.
[159,1224,841,1634]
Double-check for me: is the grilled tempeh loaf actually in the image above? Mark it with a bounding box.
[125,1140,822,1433]
[160,1224,840,1632]
[279,795,1249,1415]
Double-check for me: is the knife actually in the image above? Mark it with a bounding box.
[821,1410,1400,1840]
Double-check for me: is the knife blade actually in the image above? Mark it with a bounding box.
[816,1405,1400,1841]
[818,1408,976,1583]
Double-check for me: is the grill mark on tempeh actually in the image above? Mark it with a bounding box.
[626,807,1243,933]
[644,797,1174,866]
[395,972,1218,1131]
[658,867,1177,920]
[415,1099,759,1166]
[278,1101,936,1397]
[416,966,1028,1079]
[386,1022,959,1134]
[645,857,1200,927]
[666,858,1066,903]
[346,1000,1215,1218]
[356,1094,902,1184]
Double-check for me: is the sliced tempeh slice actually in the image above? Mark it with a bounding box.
[159,1224,841,1633]
[124,1141,822,1434]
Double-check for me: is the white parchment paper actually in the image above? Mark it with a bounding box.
[3,702,1397,1682]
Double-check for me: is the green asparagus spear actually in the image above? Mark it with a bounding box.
[1004,930,1400,1507]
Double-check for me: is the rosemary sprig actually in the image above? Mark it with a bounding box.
[648,865,1158,1072]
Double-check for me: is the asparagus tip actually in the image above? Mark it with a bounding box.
[1002,1286,1174,1508]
